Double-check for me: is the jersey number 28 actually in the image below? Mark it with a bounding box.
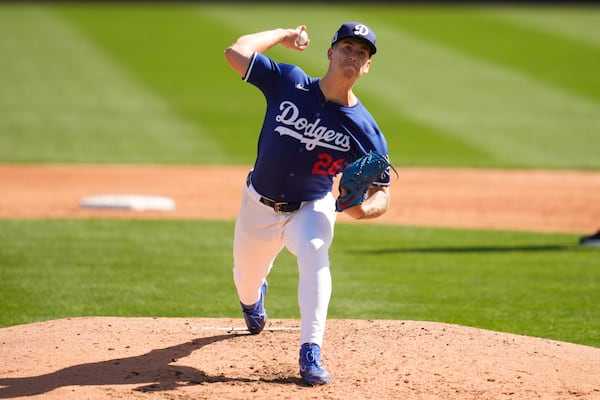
[312,153,345,176]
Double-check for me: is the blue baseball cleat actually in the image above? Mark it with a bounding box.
[299,343,330,385]
[241,281,268,334]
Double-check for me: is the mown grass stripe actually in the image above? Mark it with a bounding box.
[0,5,221,164]
[490,6,600,49]
[375,6,600,102]
[368,20,600,169]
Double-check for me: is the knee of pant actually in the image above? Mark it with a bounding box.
[297,238,330,265]
[285,228,332,257]
[304,236,333,254]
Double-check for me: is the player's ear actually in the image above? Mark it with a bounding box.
[362,59,371,74]
[327,47,333,60]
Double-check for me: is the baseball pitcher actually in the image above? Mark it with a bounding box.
[224,22,392,385]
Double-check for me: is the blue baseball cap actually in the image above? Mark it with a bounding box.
[331,22,377,56]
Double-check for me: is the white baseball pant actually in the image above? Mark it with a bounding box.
[233,176,337,347]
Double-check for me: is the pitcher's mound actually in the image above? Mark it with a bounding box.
[0,317,599,399]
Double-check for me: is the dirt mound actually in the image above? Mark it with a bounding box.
[0,317,599,399]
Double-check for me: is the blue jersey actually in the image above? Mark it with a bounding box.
[244,52,390,203]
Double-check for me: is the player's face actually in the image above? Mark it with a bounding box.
[329,38,372,78]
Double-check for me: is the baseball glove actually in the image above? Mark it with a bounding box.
[335,151,397,212]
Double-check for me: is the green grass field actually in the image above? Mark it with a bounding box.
[2,3,599,167]
[1,4,599,348]
[1,220,598,347]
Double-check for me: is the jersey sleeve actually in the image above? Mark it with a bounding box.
[244,53,276,89]
[243,52,306,97]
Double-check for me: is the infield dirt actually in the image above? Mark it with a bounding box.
[1,164,599,233]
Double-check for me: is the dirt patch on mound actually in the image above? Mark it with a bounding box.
[1,164,599,233]
[1,317,599,400]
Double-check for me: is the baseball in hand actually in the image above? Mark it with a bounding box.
[296,30,309,46]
